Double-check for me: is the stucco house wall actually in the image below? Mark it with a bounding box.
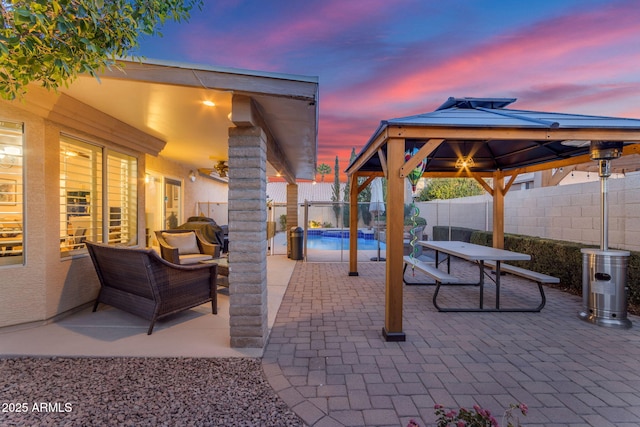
[0,99,229,330]
[145,154,229,221]
[0,101,144,328]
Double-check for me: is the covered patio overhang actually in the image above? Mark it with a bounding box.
[345,97,640,341]
[5,58,319,348]
[27,58,319,184]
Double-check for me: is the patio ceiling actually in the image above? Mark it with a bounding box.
[58,58,319,182]
[348,97,640,178]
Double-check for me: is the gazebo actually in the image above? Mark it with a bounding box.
[345,97,640,341]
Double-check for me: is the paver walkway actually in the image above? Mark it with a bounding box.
[263,259,640,427]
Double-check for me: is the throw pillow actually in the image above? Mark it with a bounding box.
[162,232,200,255]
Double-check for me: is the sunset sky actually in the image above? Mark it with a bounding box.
[137,0,640,179]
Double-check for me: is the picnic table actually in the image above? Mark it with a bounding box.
[409,240,551,312]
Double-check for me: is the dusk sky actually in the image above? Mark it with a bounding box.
[137,0,640,179]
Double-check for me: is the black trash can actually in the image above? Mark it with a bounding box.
[290,227,303,260]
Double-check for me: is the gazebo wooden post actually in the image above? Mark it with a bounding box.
[493,170,505,249]
[383,138,406,341]
[348,174,359,276]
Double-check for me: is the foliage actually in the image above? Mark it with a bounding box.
[417,178,484,201]
[0,0,203,99]
[407,403,527,427]
[471,230,588,292]
[430,402,527,427]
[342,148,358,226]
[331,156,341,225]
[316,163,331,182]
[308,220,332,228]
[343,148,356,203]
[469,230,640,314]
[279,214,287,232]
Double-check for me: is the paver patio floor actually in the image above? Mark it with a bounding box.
[263,259,640,427]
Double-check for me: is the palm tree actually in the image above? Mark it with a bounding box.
[316,163,331,182]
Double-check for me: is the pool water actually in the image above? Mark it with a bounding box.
[306,235,385,251]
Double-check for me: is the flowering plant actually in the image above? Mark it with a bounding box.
[407,402,527,427]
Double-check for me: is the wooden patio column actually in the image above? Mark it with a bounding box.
[348,174,359,276]
[383,138,406,341]
[492,170,505,249]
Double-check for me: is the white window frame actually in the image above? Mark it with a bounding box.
[60,134,137,257]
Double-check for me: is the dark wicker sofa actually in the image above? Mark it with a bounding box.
[86,241,218,335]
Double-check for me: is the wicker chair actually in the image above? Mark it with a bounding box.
[85,241,218,335]
[155,229,220,264]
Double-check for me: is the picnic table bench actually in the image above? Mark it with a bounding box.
[402,255,459,285]
[403,241,555,312]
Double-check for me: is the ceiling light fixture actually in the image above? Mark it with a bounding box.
[203,100,215,107]
[214,160,228,177]
[455,156,475,169]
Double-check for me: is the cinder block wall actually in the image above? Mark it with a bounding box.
[418,173,640,252]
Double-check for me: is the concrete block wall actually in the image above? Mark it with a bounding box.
[228,126,268,348]
[417,173,640,252]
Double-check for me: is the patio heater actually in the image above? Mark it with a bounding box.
[578,140,632,328]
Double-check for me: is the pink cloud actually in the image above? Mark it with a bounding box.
[327,1,640,119]
[165,1,640,179]
[313,113,385,180]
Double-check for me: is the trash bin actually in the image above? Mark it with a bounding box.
[290,227,303,260]
[579,248,632,329]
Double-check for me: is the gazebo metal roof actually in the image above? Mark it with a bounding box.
[350,97,640,175]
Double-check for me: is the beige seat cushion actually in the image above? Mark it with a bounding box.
[179,253,213,265]
[162,232,199,255]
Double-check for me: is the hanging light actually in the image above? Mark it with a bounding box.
[455,155,475,169]
[405,147,425,194]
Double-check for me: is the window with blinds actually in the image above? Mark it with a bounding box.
[0,120,24,266]
[60,135,137,257]
[106,151,137,245]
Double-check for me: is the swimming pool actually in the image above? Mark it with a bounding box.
[305,234,385,251]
